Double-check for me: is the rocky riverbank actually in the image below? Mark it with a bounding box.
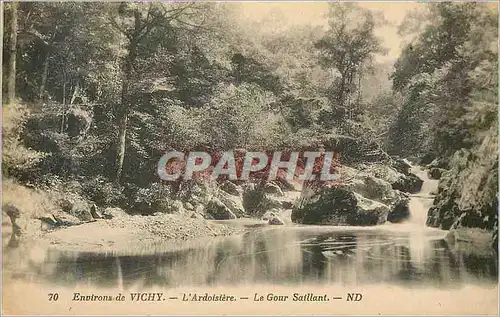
[3,157,424,252]
[292,160,422,226]
[3,152,496,252]
[424,127,498,250]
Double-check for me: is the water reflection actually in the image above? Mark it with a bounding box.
[7,227,497,290]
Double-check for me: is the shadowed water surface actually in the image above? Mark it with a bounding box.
[4,165,498,290]
[6,225,497,290]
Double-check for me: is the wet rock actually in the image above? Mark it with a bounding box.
[268,216,284,225]
[353,193,390,225]
[426,135,498,234]
[391,173,423,194]
[292,187,389,226]
[360,164,403,185]
[428,167,446,180]
[390,157,411,175]
[261,209,284,225]
[263,182,284,196]
[349,174,396,204]
[38,212,82,229]
[281,201,294,209]
[205,197,237,220]
[419,152,437,165]
[37,214,58,226]
[427,158,449,170]
[262,210,276,221]
[387,196,410,223]
[242,183,282,216]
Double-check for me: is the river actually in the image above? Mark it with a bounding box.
[2,166,498,314]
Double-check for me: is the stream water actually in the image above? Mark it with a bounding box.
[4,167,498,291]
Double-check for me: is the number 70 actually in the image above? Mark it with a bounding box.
[48,293,59,301]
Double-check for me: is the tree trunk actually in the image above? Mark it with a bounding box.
[60,72,67,133]
[70,81,80,104]
[6,2,18,104]
[38,51,50,101]
[114,108,128,183]
[114,9,141,183]
[114,54,135,183]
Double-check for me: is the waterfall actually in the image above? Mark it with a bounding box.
[407,164,439,226]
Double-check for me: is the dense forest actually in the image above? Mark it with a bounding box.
[2,2,498,248]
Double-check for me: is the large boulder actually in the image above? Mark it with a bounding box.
[59,195,93,221]
[324,135,389,164]
[427,158,449,170]
[179,180,218,206]
[291,187,389,226]
[268,216,284,225]
[353,193,391,225]
[428,168,446,180]
[204,197,237,220]
[242,183,283,216]
[102,207,129,219]
[348,174,396,204]
[427,129,498,233]
[387,196,410,223]
[360,164,403,184]
[262,209,284,225]
[359,164,423,194]
[390,157,411,175]
[391,173,423,193]
[218,192,246,217]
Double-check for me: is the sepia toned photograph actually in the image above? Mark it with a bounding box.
[1,1,498,315]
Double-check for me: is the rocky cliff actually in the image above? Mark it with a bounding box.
[426,126,498,248]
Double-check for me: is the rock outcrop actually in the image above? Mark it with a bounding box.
[262,209,284,225]
[358,163,423,194]
[348,173,396,204]
[242,183,283,216]
[428,167,446,180]
[291,187,389,226]
[387,196,410,223]
[427,127,498,237]
[391,173,423,193]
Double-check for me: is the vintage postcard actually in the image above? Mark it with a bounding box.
[1,1,498,315]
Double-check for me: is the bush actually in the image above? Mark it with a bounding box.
[2,103,46,178]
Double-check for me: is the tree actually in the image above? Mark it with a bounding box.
[315,3,386,134]
[105,2,204,183]
[389,3,498,158]
[6,2,18,104]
